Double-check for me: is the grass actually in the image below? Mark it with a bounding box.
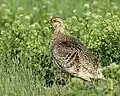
[0,0,120,96]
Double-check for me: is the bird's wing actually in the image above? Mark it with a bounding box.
[52,36,99,81]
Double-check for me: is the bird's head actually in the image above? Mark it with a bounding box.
[49,17,64,30]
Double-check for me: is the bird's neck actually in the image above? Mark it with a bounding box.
[53,25,65,39]
[54,25,65,34]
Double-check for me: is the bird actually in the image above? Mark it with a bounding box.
[49,17,104,81]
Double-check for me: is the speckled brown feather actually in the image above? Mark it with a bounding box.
[50,17,104,81]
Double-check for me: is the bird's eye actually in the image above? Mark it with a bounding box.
[53,19,57,22]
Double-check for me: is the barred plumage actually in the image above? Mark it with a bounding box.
[49,17,104,81]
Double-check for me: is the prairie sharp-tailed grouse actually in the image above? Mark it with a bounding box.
[49,17,104,81]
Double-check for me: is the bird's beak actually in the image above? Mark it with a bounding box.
[48,20,51,24]
[48,19,54,30]
[48,19,52,24]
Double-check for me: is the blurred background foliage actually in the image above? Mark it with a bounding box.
[0,0,120,96]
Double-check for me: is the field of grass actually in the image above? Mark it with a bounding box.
[0,0,120,96]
